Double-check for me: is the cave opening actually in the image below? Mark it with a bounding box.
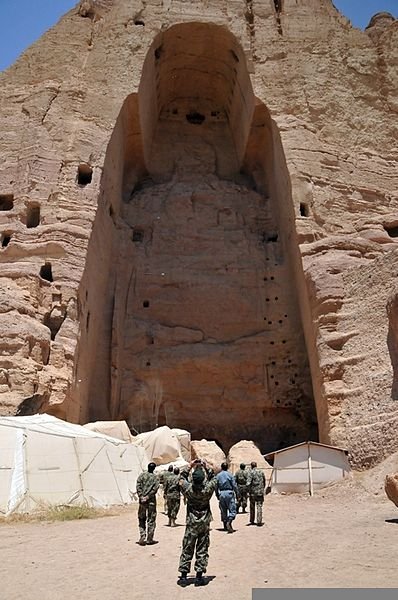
[77,22,319,454]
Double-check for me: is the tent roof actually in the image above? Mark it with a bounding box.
[0,414,129,445]
[264,440,349,460]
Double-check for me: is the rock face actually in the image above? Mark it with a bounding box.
[0,1,397,465]
[385,473,398,508]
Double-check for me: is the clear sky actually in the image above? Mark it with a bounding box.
[0,0,397,71]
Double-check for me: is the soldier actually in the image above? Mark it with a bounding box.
[215,462,239,533]
[164,466,181,527]
[246,460,266,526]
[235,462,248,513]
[161,464,174,514]
[136,462,160,545]
[177,460,217,587]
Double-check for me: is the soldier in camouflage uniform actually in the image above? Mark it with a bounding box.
[160,464,174,514]
[136,462,160,545]
[177,460,217,587]
[164,466,181,527]
[235,463,248,513]
[246,461,266,526]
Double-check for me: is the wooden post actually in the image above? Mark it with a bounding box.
[308,442,314,497]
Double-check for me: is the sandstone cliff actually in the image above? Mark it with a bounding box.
[0,1,397,465]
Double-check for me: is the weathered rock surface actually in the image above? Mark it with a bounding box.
[0,0,398,465]
[228,440,272,478]
[191,440,226,473]
[385,473,398,508]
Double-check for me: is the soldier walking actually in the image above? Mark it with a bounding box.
[177,460,217,587]
[246,461,266,526]
[136,462,160,545]
[235,463,248,513]
[164,466,181,527]
[216,462,239,533]
[161,464,174,514]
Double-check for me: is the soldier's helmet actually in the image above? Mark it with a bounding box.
[174,467,180,475]
[240,463,246,470]
[250,461,257,468]
[148,462,157,472]
[168,464,174,472]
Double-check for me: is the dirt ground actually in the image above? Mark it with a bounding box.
[1,473,398,599]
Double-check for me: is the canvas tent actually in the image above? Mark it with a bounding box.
[83,420,134,443]
[265,441,351,495]
[0,414,147,515]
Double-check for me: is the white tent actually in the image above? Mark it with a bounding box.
[0,414,147,515]
[265,441,351,495]
[83,420,134,443]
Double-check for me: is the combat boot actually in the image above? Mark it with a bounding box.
[146,533,158,545]
[171,518,177,527]
[223,521,228,531]
[195,572,205,587]
[227,521,234,534]
[167,517,172,527]
[138,535,146,546]
[177,573,189,587]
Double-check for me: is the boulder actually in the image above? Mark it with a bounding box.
[228,440,272,480]
[385,473,398,508]
[191,439,226,473]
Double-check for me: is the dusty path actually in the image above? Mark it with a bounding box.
[1,481,398,599]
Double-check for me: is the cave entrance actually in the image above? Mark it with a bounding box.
[79,23,319,454]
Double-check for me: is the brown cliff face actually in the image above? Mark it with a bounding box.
[0,0,397,464]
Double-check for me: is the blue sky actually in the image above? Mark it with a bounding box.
[0,1,397,71]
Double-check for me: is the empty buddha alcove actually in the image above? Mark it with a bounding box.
[74,22,319,453]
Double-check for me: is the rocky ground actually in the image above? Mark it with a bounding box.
[1,469,398,599]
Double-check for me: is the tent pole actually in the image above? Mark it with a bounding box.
[308,442,314,496]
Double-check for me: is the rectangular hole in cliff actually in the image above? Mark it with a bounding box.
[0,194,14,211]
[143,300,150,308]
[77,163,93,186]
[1,232,11,248]
[300,202,309,217]
[27,204,41,228]
[132,228,144,242]
[384,225,398,238]
[40,262,53,283]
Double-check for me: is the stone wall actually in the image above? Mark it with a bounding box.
[0,0,397,464]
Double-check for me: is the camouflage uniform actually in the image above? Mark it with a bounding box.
[136,471,160,543]
[178,468,217,575]
[161,469,174,513]
[235,468,248,513]
[246,467,266,525]
[164,473,181,522]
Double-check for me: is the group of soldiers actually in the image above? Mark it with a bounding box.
[136,458,267,587]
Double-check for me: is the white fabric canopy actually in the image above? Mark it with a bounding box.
[0,414,147,515]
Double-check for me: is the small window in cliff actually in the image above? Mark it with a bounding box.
[384,225,398,238]
[77,163,93,186]
[0,194,14,211]
[132,228,144,243]
[143,300,150,308]
[27,204,40,228]
[267,233,278,243]
[40,262,53,283]
[1,232,11,248]
[186,112,205,125]
[299,202,309,217]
